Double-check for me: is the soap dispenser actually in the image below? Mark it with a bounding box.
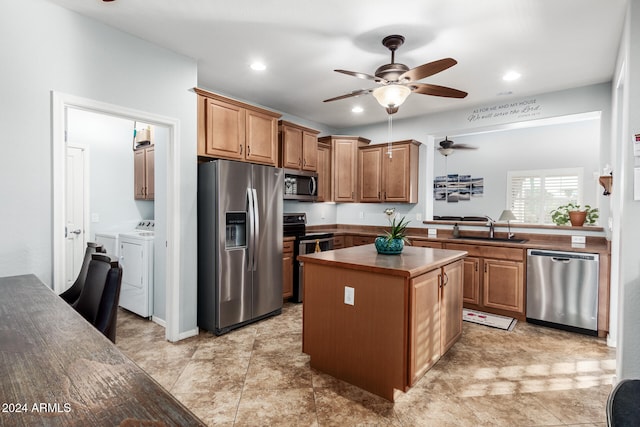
[452,223,460,238]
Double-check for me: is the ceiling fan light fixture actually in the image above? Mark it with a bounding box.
[372,85,411,110]
[438,147,454,156]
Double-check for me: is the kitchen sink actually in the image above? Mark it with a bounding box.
[454,236,528,244]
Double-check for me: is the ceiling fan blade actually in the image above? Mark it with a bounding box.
[334,69,384,82]
[452,145,478,150]
[323,89,373,103]
[411,83,468,98]
[399,58,457,82]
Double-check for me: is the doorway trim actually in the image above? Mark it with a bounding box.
[51,91,182,342]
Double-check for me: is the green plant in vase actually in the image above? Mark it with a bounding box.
[550,203,599,226]
[375,215,410,254]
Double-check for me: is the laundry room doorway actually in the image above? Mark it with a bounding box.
[52,91,182,342]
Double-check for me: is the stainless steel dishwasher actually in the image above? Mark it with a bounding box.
[526,249,599,335]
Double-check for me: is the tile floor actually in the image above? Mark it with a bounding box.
[116,304,616,426]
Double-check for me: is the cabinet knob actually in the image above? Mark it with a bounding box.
[239,145,243,155]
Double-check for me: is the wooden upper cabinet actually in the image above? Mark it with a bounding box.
[134,146,154,200]
[195,88,281,166]
[278,120,319,171]
[316,141,332,202]
[358,146,383,202]
[246,109,278,165]
[358,140,420,203]
[319,135,370,203]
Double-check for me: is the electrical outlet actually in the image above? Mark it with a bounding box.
[571,235,586,248]
[91,213,100,223]
[416,213,422,221]
[344,286,354,305]
[428,228,437,237]
[359,211,364,219]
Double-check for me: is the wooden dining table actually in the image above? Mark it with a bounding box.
[0,274,205,427]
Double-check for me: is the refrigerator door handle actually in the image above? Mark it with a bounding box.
[252,188,259,271]
[246,187,255,271]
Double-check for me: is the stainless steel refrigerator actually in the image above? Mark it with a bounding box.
[198,160,283,335]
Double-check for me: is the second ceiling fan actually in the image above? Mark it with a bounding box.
[324,34,468,114]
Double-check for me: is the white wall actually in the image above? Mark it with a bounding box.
[613,0,640,380]
[432,118,601,220]
[0,0,197,336]
[288,84,612,229]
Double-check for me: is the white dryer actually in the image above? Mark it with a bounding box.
[118,221,155,318]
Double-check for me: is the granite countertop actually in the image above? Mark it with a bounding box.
[297,245,467,278]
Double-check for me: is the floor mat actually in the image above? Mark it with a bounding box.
[463,308,517,331]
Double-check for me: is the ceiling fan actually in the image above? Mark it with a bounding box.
[437,136,477,156]
[323,35,468,114]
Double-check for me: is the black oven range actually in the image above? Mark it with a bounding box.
[283,213,334,303]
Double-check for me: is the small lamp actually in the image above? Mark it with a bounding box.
[372,85,411,115]
[498,209,517,239]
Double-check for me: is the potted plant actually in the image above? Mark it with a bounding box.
[375,215,410,254]
[550,203,599,226]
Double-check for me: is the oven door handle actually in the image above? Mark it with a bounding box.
[299,237,334,245]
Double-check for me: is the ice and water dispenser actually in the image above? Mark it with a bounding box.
[225,212,246,249]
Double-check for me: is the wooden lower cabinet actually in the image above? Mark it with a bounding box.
[332,235,345,249]
[282,240,294,299]
[411,239,442,249]
[350,235,376,246]
[440,260,464,353]
[462,256,481,305]
[445,242,525,319]
[409,269,440,384]
[409,260,463,386]
[483,259,524,313]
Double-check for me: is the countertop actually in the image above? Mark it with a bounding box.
[297,244,467,278]
[307,226,610,255]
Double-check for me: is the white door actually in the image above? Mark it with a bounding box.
[65,146,86,289]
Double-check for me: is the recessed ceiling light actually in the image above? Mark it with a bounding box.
[250,62,266,71]
[503,71,521,81]
[351,106,364,113]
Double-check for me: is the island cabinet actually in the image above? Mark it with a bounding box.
[316,140,332,202]
[282,239,294,299]
[444,242,525,319]
[409,259,463,384]
[318,135,370,203]
[195,88,281,166]
[279,120,319,171]
[134,145,154,200]
[358,140,420,203]
[300,245,466,401]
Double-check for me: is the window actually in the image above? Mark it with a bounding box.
[507,168,583,224]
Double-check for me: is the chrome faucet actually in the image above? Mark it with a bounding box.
[485,216,495,238]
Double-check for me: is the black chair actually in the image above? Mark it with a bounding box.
[607,379,640,426]
[73,253,123,343]
[60,242,106,306]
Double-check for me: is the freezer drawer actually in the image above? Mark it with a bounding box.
[526,249,599,335]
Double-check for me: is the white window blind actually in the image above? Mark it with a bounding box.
[507,168,583,224]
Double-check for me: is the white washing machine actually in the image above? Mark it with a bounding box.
[118,221,155,318]
[94,231,120,257]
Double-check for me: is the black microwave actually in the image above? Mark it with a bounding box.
[284,169,317,201]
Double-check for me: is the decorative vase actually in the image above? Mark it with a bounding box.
[569,210,587,227]
[375,236,404,255]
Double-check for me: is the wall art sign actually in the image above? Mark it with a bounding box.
[435,174,484,203]
[467,98,543,124]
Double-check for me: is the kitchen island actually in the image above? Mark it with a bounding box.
[299,244,467,401]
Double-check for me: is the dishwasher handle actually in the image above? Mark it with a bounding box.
[528,249,598,262]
